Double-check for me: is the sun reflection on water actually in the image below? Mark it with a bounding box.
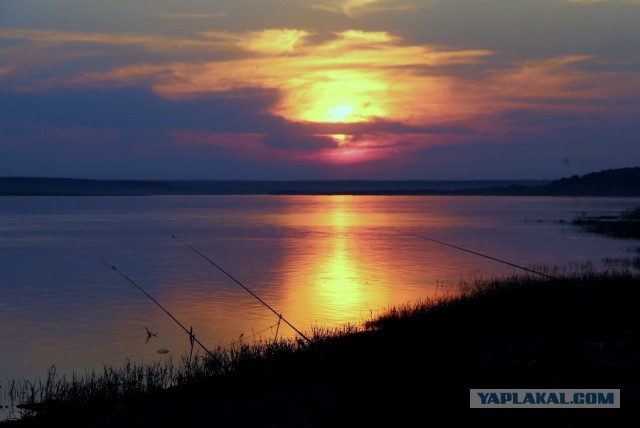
[281,196,392,326]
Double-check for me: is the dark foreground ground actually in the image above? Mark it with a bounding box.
[3,270,640,427]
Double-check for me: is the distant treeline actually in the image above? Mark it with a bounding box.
[1,167,639,196]
[540,167,640,196]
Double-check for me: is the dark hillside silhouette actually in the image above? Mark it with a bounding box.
[543,167,640,196]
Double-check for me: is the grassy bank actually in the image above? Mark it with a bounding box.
[3,269,640,427]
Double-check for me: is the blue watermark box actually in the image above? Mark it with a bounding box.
[470,389,620,408]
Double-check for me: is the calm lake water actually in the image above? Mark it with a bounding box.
[1,195,639,386]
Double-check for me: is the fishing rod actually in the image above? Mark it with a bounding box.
[102,261,216,358]
[172,235,312,344]
[401,231,558,280]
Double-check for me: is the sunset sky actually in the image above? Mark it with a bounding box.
[1,0,639,180]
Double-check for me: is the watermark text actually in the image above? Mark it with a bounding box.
[470,389,620,408]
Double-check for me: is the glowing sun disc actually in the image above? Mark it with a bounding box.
[327,105,355,122]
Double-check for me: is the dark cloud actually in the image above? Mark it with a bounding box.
[261,133,337,152]
[0,87,281,132]
[289,119,474,136]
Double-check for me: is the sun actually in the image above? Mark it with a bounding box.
[327,105,355,122]
[274,69,390,124]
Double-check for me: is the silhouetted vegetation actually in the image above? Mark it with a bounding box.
[3,269,640,427]
[544,167,640,196]
[574,206,640,240]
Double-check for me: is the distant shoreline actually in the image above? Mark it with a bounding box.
[1,167,639,197]
[0,177,548,197]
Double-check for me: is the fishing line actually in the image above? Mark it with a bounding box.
[102,261,216,358]
[172,235,311,343]
[400,231,558,280]
[222,319,282,349]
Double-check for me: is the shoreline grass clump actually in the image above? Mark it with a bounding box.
[1,337,314,423]
[3,269,640,427]
[573,205,640,240]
